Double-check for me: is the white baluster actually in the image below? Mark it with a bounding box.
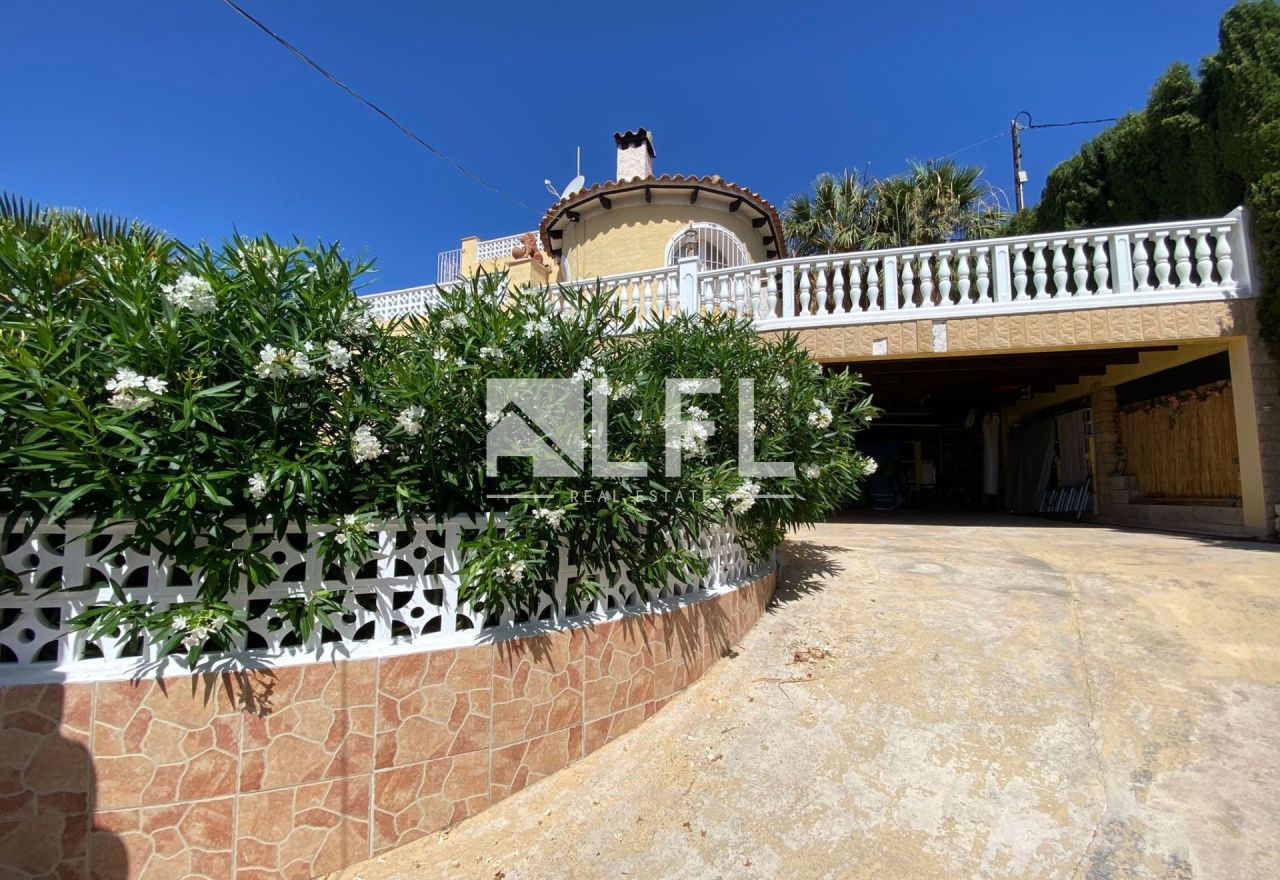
[1012,249,1027,299]
[1052,240,1068,296]
[1133,235,1151,291]
[957,250,971,302]
[719,276,732,313]
[815,264,828,313]
[976,250,990,301]
[766,272,779,317]
[1194,229,1213,287]
[867,261,881,310]
[1031,242,1047,298]
[799,264,811,314]
[1154,235,1172,290]
[902,259,916,308]
[1072,238,1089,294]
[1091,236,1111,293]
[734,273,747,315]
[937,252,952,304]
[1214,226,1235,287]
[832,262,847,314]
[1173,230,1192,288]
[848,261,863,313]
[919,255,934,306]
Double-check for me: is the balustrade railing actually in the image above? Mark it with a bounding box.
[366,211,1254,329]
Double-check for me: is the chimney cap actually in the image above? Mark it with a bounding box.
[613,129,655,158]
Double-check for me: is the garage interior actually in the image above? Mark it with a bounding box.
[840,345,1244,530]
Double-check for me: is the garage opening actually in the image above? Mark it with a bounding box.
[840,346,1187,517]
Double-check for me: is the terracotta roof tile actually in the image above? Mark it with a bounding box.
[540,174,786,260]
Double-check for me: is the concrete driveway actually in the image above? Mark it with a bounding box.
[331,516,1280,880]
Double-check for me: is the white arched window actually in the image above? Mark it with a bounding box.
[665,223,750,271]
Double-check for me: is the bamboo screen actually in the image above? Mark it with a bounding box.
[1117,381,1240,500]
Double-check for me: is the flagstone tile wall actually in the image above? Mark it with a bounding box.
[0,568,775,879]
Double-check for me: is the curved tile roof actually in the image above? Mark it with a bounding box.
[539,173,786,260]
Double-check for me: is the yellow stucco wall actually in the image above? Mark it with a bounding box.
[559,202,771,281]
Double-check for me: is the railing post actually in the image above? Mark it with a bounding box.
[993,244,1012,303]
[780,264,796,319]
[882,256,899,313]
[1229,206,1256,295]
[1110,232,1134,293]
[677,255,700,314]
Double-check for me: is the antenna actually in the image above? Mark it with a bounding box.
[576,146,581,177]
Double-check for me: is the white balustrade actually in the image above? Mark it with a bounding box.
[363,213,1253,331]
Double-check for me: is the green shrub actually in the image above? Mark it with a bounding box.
[0,210,875,661]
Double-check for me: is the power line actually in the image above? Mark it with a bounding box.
[1016,111,1120,131]
[215,0,537,215]
[937,129,1008,161]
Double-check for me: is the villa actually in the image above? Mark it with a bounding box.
[367,128,1280,540]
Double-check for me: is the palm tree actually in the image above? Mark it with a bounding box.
[783,162,1007,255]
[782,170,880,257]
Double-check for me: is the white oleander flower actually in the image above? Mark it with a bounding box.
[455,357,466,367]
[803,464,821,480]
[248,473,269,500]
[507,560,526,582]
[335,532,348,545]
[305,264,317,275]
[340,514,359,527]
[433,347,448,362]
[611,382,636,400]
[324,340,351,370]
[351,424,384,462]
[208,617,226,633]
[772,375,790,391]
[863,456,878,476]
[523,318,552,337]
[677,379,702,394]
[704,496,724,513]
[289,348,315,377]
[440,313,466,330]
[172,614,190,631]
[396,405,424,436]
[254,345,288,379]
[182,633,202,649]
[343,304,374,336]
[808,403,833,429]
[532,507,565,529]
[106,367,166,411]
[478,346,504,361]
[484,411,501,427]
[161,273,215,314]
[728,480,761,515]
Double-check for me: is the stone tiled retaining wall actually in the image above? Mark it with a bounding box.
[0,568,776,879]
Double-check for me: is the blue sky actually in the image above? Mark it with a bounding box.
[3,0,1232,291]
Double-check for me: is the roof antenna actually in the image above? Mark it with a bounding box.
[547,147,585,201]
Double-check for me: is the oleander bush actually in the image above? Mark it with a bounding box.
[0,204,876,661]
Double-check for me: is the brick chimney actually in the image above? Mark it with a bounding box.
[614,129,655,181]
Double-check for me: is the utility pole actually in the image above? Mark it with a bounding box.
[1010,118,1025,212]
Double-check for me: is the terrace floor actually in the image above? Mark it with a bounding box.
[330,515,1280,880]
